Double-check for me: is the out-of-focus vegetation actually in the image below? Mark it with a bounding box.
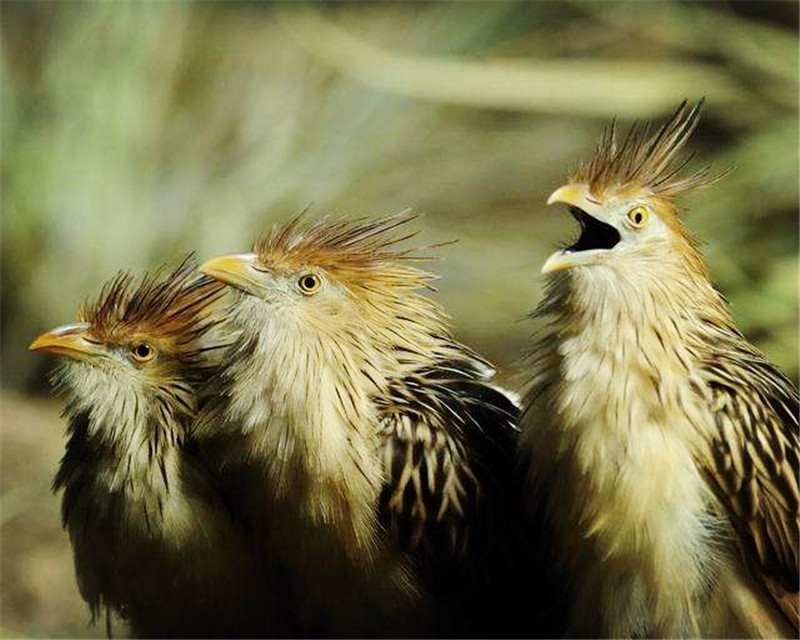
[1,2,797,637]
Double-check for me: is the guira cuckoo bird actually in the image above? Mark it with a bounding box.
[30,257,284,638]
[520,101,798,638]
[197,214,528,637]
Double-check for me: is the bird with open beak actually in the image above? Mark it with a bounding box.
[196,214,529,637]
[30,257,285,638]
[520,101,799,638]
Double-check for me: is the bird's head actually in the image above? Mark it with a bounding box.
[30,256,226,414]
[542,101,722,282]
[199,213,449,360]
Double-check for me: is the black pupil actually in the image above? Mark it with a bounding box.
[135,344,151,358]
[635,212,642,223]
[303,276,316,289]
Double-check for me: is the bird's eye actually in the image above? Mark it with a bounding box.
[297,274,322,295]
[626,205,649,228]
[131,342,157,363]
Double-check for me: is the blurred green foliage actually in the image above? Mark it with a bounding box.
[2,1,797,392]
[1,2,797,636]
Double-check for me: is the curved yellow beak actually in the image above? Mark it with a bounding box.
[29,323,103,360]
[547,184,583,207]
[199,253,266,295]
[546,183,606,213]
[542,183,613,275]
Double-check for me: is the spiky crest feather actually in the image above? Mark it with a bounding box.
[572,100,723,200]
[77,255,225,348]
[252,211,439,288]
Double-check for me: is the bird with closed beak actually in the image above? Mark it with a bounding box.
[196,214,528,637]
[520,101,798,638]
[30,257,285,638]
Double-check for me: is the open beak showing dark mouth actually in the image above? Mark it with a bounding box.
[567,207,621,252]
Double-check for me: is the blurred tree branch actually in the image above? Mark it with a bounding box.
[273,5,741,118]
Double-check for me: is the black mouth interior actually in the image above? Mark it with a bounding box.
[566,206,621,252]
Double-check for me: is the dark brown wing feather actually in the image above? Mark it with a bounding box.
[377,357,519,554]
[700,346,799,629]
[377,356,549,637]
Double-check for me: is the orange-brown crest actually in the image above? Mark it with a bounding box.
[77,255,225,346]
[572,100,725,200]
[252,211,438,289]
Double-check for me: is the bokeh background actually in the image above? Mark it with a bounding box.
[1,2,797,636]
